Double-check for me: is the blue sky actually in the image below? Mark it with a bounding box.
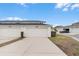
[0,3,79,26]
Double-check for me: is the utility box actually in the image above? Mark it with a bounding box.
[21,31,24,38]
[51,31,56,37]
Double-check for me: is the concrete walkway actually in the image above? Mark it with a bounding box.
[0,37,66,56]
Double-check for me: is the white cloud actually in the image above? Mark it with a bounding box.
[55,3,69,8]
[71,4,79,10]
[19,3,26,7]
[63,8,69,11]
[0,17,27,21]
[55,3,79,11]
[17,3,28,7]
[55,3,72,11]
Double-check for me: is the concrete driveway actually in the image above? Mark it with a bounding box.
[0,37,66,56]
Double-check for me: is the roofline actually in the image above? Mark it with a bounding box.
[0,23,49,25]
[0,20,46,22]
[0,24,51,27]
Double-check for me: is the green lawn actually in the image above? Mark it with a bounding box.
[49,34,79,56]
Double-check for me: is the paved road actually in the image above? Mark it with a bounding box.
[0,37,66,56]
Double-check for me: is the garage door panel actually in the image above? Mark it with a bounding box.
[24,29,48,37]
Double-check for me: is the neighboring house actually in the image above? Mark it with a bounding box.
[0,20,51,37]
[67,23,79,34]
[55,26,65,33]
[55,22,79,34]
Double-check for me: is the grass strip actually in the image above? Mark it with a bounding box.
[49,34,79,56]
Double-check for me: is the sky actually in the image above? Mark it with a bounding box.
[0,3,79,26]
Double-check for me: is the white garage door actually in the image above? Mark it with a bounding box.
[24,29,49,37]
[0,25,51,38]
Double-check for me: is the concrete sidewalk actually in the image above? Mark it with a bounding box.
[0,37,66,56]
